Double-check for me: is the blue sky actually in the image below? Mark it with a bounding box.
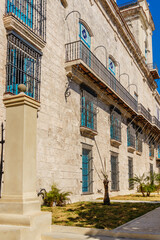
[117,0,160,92]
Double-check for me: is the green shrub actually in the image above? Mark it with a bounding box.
[44,184,71,207]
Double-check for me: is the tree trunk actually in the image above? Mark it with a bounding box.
[103,179,110,205]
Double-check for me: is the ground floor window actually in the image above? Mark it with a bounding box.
[111,154,119,191]
[128,157,134,190]
[6,33,41,101]
[82,146,93,194]
[150,163,153,175]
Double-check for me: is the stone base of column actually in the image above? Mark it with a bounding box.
[0,195,41,215]
[0,211,51,240]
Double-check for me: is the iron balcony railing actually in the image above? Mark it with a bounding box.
[138,104,152,123]
[65,41,138,112]
[152,116,160,130]
[5,0,47,41]
[147,63,158,72]
[118,0,138,9]
[110,124,121,142]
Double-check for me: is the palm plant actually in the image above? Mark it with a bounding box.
[130,174,147,197]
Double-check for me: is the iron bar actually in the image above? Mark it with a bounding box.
[0,123,5,198]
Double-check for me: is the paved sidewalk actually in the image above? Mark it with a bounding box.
[43,207,160,240]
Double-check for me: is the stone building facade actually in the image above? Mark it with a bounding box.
[0,0,160,202]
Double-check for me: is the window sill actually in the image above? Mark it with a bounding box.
[3,15,46,50]
[110,139,121,148]
[80,126,98,138]
[136,151,142,156]
[128,146,136,153]
[81,192,94,195]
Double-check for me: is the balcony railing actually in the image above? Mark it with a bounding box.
[152,116,160,129]
[138,104,152,123]
[147,63,158,72]
[147,63,159,79]
[65,41,138,112]
[118,0,138,9]
[5,0,47,41]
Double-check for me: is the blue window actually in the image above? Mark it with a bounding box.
[111,155,119,191]
[110,114,121,142]
[82,148,93,193]
[81,91,96,130]
[158,145,160,159]
[7,0,33,28]
[79,23,91,49]
[127,126,135,148]
[109,58,116,76]
[149,142,154,158]
[6,34,41,101]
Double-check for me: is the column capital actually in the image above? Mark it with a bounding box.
[3,93,40,110]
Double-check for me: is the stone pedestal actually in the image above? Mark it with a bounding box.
[0,93,51,240]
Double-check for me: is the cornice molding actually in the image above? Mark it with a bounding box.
[3,15,46,51]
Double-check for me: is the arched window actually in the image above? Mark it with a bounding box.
[108,58,116,76]
[79,23,91,49]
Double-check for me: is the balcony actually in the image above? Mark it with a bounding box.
[118,0,138,10]
[152,116,160,130]
[4,0,47,49]
[147,63,160,80]
[65,41,138,114]
[138,104,152,123]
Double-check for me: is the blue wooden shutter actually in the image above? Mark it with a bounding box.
[81,97,85,127]
[82,149,89,193]
[79,23,91,49]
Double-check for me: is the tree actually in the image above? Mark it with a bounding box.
[102,172,110,205]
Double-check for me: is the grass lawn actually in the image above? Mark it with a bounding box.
[42,202,160,230]
[110,193,160,201]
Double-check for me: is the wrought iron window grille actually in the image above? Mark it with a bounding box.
[111,155,119,191]
[110,111,121,142]
[81,90,97,131]
[128,157,134,190]
[82,147,93,194]
[6,33,42,101]
[5,0,47,41]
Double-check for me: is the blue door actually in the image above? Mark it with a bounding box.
[82,149,90,193]
[79,23,91,67]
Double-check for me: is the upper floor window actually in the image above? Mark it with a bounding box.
[81,88,97,131]
[136,130,142,153]
[108,58,116,76]
[127,123,136,149]
[158,145,160,159]
[79,22,91,49]
[110,109,121,142]
[5,0,47,41]
[6,33,42,101]
[149,141,154,158]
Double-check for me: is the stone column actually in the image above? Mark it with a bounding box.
[0,93,51,240]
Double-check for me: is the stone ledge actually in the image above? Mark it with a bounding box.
[136,151,142,156]
[127,146,136,153]
[110,139,121,148]
[3,15,46,50]
[80,126,98,138]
